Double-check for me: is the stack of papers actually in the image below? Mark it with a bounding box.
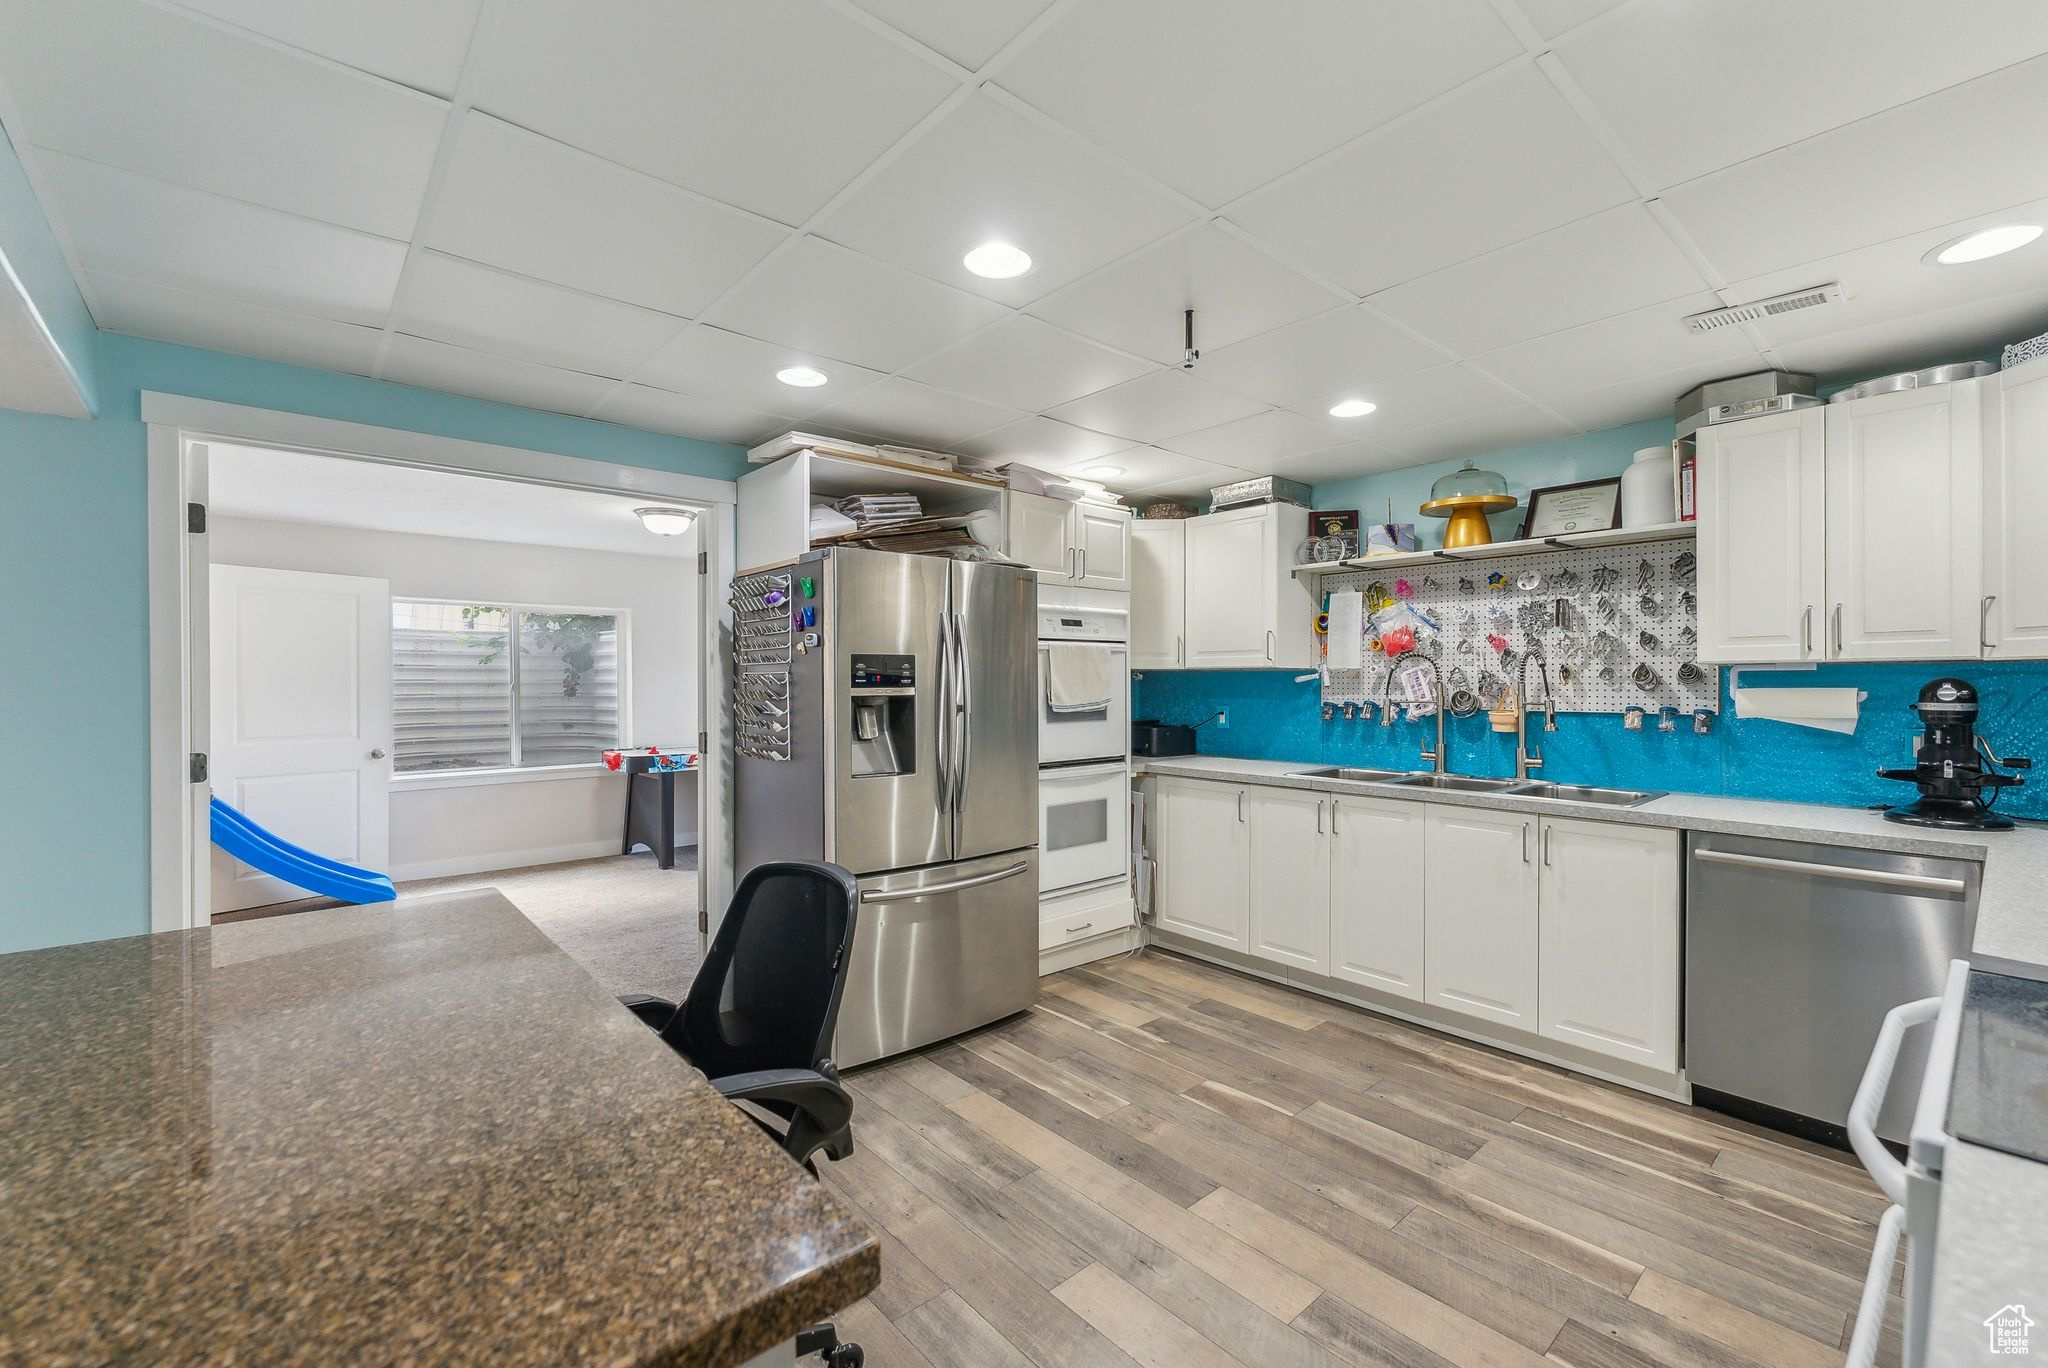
[835,494,923,530]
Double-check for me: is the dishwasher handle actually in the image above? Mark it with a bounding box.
[1849,991,1943,1205]
[1692,846,1968,896]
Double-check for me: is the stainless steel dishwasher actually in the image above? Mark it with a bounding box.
[1685,833,1979,1144]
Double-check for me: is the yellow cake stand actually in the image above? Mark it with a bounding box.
[1419,493,1520,549]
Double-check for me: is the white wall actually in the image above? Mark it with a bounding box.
[210,516,700,881]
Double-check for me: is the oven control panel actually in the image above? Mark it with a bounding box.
[1036,607,1127,642]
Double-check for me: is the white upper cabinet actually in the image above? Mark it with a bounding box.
[1423,805,1538,1031]
[1983,358,2048,657]
[1182,503,1313,668]
[1130,519,1186,668]
[1328,793,1425,1001]
[1695,407,1826,663]
[1536,817,1680,1073]
[1007,490,1131,590]
[1824,382,1982,661]
[1245,786,1330,974]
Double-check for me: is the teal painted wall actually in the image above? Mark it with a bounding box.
[0,123,98,413]
[0,333,747,955]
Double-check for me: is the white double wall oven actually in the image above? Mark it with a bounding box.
[1035,603,1130,899]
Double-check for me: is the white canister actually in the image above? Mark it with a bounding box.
[1621,445,1676,527]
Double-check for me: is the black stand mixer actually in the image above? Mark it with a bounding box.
[1877,678,2030,830]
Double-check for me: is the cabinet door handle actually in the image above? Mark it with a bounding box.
[1065,921,1095,936]
[1265,629,1275,661]
[1316,800,1324,834]
[1542,826,1552,866]
[1237,790,1245,823]
[1983,594,1997,651]
[1175,633,1183,664]
[1078,547,1087,582]
[1802,604,1813,656]
[1522,822,1530,864]
[1330,800,1339,833]
[1832,602,1844,655]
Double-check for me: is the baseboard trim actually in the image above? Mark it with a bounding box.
[391,838,698,883]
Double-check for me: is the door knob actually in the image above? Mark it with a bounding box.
[370,748,387,760]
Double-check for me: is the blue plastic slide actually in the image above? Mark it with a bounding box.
[209,797,396,904]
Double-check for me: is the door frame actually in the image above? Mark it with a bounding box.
[144,392,737,936]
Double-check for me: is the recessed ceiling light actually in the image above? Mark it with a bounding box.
[963,241,1033,279]
[1925,223,2043,266]
[1328,399,1377,418]
[635,506,698,537]
[776,365,829,387]
[1083,465,1125,479]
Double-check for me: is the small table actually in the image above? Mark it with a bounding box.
[607,748,697,870]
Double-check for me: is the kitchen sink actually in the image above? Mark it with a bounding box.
[1382,773,1531,793]
[1291,766,1411,782]
[1508,782,1664,807]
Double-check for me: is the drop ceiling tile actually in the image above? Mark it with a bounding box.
[1507,0,1627,40]
[816,93,1194,306]
[1379,405,1575,465]
[425,115,786,317]
[1194,305,1444,408]
[703,236,1009,373]
[1029,224,1345,364]
[636,325,882,418]
[382,333,624,415]
[1469,292,1764,400]
[992,0,1521,207]
[0,0,445,239]
[593,385,791,445]
[36,151,406,327]
[1127,462,1256,502]
[392,252,686,376]
[1159,409,1343,473]
[1661,58,2048,283]
[472,0,956,224]
[1047,369,1268,444]
[168,0,483,97]
[903,316,1153,412]
[1769,285,2048,385]
[85,271,385,376]
[1269,440,1409,486]
[1049,445,1237,493]
[1369,204,1710,355]
[1231,64,1636,296]
[1544,366,1736,433]
[954,416,1133,467]
[844,0,1055,68]
[802,377,1025,447]
[1288,364,1523,437]
[1553,0,2048,189]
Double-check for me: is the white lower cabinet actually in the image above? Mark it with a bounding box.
[1246,787,1330,973]
[1149,777,1248,950]
[1328,794,1425,1000]
[1423,806,1539,1031]
[1537,817,1681,1072]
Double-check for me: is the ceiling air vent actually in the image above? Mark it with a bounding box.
[1684,283,1845,334]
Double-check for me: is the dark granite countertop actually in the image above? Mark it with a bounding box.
[0,891,876,1367]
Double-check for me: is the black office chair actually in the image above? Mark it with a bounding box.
[619,860,864,1367]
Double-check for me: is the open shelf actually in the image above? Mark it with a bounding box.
[1291,520,1695,581]
[800,450,1005,503]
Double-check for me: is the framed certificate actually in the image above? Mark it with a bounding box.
[1519,477,1622,539]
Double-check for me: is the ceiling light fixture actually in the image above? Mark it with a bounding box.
[634,506,698,537]
[1328,399,1377,418]
[1925,223,2043,266]
[963,241,1033,279]
[1083,465,1125,479]
[776,365,829,387]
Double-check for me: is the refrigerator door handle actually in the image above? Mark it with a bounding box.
[952,610,971,812]
[859,859,1030,902]
[935,608,953,816]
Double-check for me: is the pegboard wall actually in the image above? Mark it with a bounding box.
[1313,537,1719,720]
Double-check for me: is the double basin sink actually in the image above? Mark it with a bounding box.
[1292,767,1663,808]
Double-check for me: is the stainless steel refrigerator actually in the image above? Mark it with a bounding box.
[734,547,1038,1067]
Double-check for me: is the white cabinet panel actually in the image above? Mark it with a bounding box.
[1246,786,1330,974]
[1131,519,1186,668]
[1695,408,1825,663]
[1150,777,1248,950]
[1328,793,1425,1001]
[1185,505,1272,665]
[1824,383,1982,661]
[1006,489,1074,579]
[1423,806,1538,1030]
[1536,817,1680,1072]
[1984,359,2048,657]
[1075,500,1132,590]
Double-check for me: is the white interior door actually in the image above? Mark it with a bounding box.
[210,564,391,911]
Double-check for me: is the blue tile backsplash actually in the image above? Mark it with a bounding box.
[1134,662,2048,823]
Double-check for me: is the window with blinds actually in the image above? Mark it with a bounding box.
[392,600,622,774]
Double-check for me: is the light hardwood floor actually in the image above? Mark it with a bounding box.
[821,948,1902,1367]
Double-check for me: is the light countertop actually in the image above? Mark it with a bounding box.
[0,891,876,1367]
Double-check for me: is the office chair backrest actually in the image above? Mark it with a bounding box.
[667,860,859,1081]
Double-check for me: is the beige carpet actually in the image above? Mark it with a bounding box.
[396,851,702,1002]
